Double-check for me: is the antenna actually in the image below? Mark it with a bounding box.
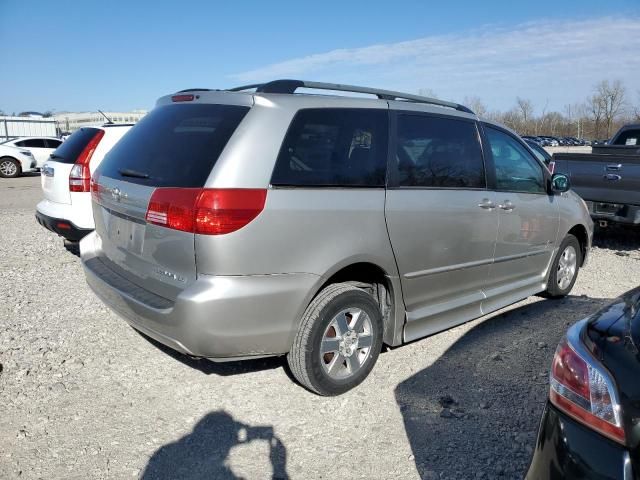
[98,110,114,124]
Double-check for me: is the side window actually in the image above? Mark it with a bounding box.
[396,115,485,188]
[271,108,388,187]
[18,139,47,148]
[46,139,62,148]
[485,127,546,194]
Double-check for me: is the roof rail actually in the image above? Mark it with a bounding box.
[228,79,474,114]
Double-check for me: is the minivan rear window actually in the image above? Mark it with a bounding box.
[97,104,249,188]
[49,128,101,164]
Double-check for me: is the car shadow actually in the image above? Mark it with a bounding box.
[141,410,289,479]
[593,224,640,252]
[135,330,286,376]
[394,294,610,480]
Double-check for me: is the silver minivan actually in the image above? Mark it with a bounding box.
[80,80,593,395]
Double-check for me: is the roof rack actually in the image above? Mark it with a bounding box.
[177,88,213,93]
[228,79,474,114]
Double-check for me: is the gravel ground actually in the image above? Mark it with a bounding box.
[1,175,639,479]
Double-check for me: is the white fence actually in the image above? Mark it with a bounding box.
[0,116,58,141]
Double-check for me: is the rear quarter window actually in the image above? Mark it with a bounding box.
[97,104,249,188]
[271,108,388,187]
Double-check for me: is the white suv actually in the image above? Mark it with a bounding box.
[36,124,131,243]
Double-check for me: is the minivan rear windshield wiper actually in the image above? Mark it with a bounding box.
[118,168,150,179]
[50,153,65,160]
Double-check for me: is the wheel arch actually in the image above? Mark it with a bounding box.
[567,224,589,267]
[290,260,404,350]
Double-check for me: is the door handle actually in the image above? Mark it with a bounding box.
[499,200,516,211]
[604,174,622,181]
[606,164,622,171]
[478,199,495,210]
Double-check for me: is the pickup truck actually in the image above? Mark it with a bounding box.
[553,123,640,226]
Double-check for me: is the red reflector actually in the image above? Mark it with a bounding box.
[57,222,71,230]
[70,130,105,193]
[172,94,195,102]
[145,188,266,235]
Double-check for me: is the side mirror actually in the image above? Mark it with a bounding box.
[551,173,570,193]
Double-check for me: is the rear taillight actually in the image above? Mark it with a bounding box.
[550,329,625,444]
[145,188,267,235]
[90,173,101,202]
[69,130,105,192]
[548,161,556,174]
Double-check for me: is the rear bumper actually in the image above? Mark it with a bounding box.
[526,403,634,479]
[80,232,319,360]
[586,201,640,225]
[35,210,92,242]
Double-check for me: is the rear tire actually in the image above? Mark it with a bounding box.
[287,283,384,396]
[543,234,581,298]
[0,157,21,178]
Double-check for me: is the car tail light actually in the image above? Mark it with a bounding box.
[145,188,267,235]
[549,333,625,444]
[90,172,101,202]
[69,130,105,192]
[548,161,555,174]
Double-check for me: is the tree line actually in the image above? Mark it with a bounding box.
[463,79,639,140]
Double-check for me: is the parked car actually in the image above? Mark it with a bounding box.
[0,143,37,178]
[80,80,593,395]
[524,138,554,171]
[1,136,63,168]
[526,287,640,479]
[540,136,560,147]
[553,123,640,226]
[35,124,132,243]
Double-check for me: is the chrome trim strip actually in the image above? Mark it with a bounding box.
[623,451,633,480]
[404,249,550,279]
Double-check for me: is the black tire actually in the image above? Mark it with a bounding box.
[543,234,581,298]
[0,157,21,178]
[287,283,384,396]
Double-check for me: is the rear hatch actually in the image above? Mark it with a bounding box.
[42,127,103,204]
[92,100,250,301]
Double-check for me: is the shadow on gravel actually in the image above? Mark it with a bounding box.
[395,294,610,480]
[142,410,289,479]
[137,330,286,376]
[593,224,640,252]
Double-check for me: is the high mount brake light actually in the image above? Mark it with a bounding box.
[171,94,195,102]
[145,188,267,235]
[549,324,625,444]
[69,130,105,193]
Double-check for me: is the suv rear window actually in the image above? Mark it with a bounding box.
[613,129,640,146]
[271,108,388,187]
[97,104,249,188]
[49,128,101,164]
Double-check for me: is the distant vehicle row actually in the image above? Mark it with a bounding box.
[522,135,591,147]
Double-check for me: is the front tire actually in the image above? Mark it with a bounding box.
[0,157,21,178]
[544,234,581,298]
[287,283,384,396]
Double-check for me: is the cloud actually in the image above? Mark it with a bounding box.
[231,17,640,111]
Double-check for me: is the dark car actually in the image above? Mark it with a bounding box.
[526,287,640,479]
[524,138,554,171]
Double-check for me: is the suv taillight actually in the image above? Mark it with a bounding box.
[69,130,105,192]
[145,188,267,235]
[550,331,625,444]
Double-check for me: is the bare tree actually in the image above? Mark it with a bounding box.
[515,97,534,134]
[593,80,626,138]
[463,96,487,117]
